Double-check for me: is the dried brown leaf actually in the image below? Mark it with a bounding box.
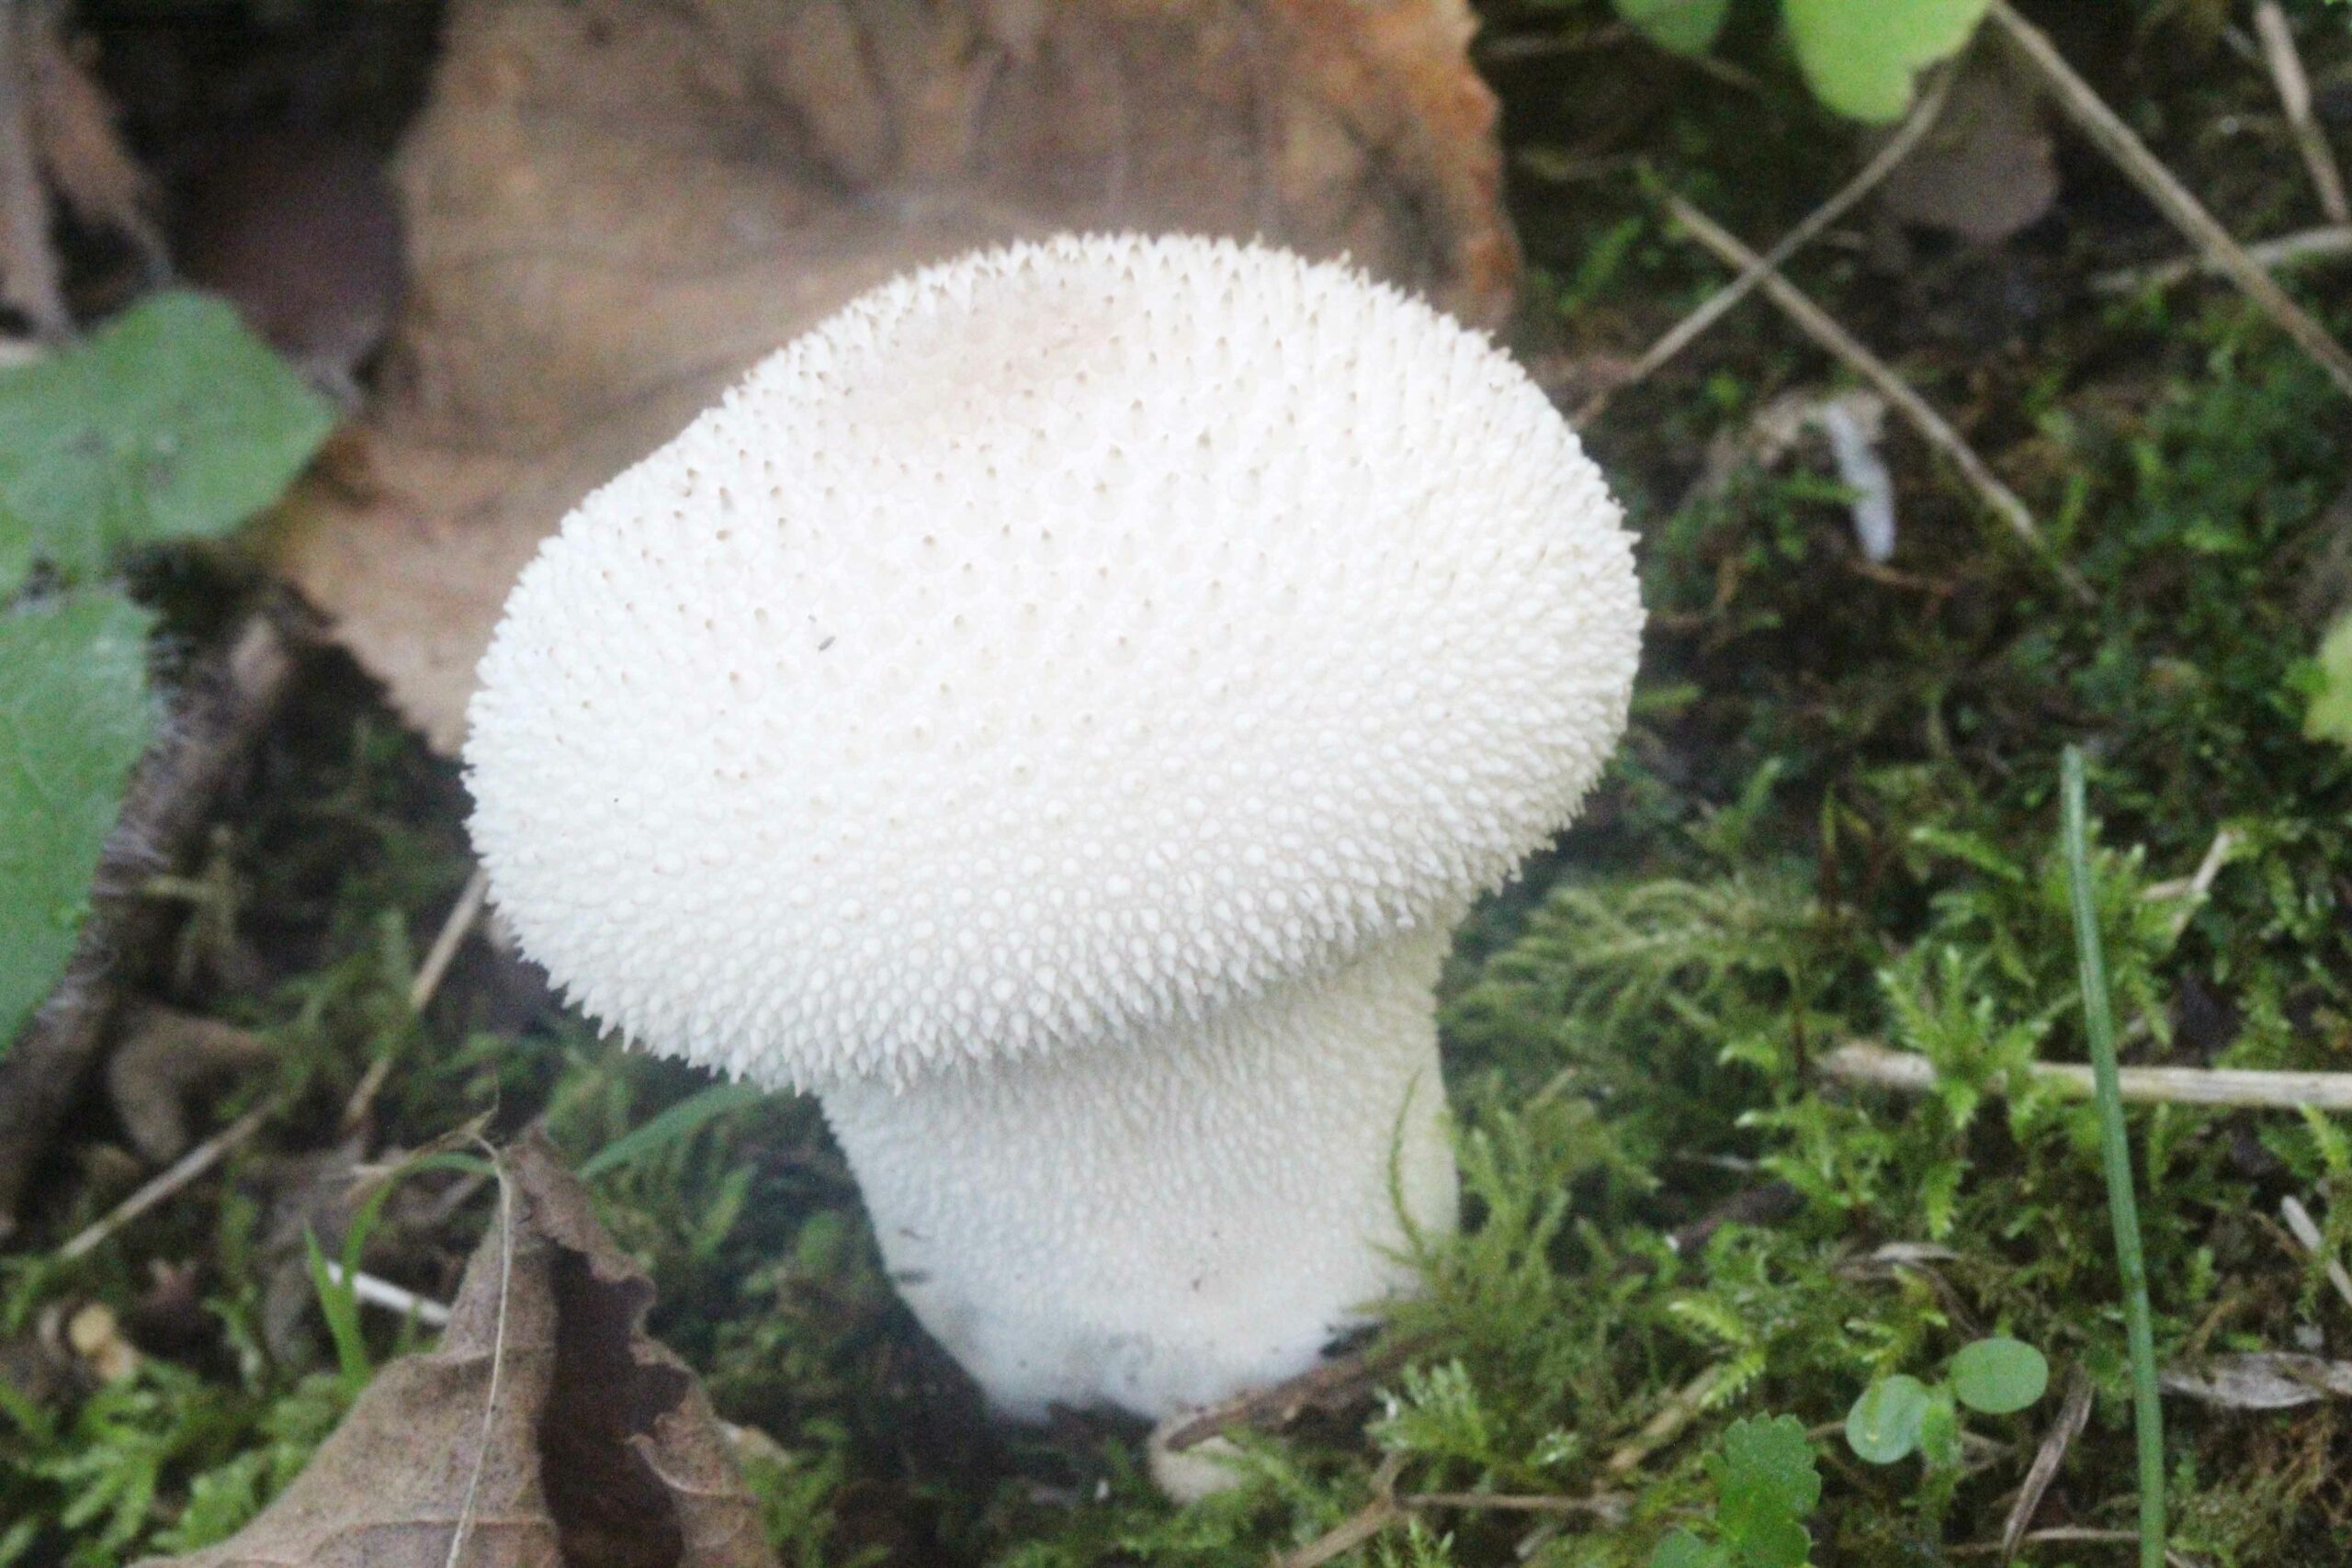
[142,1133,775,1568]
[105,1004,274,1165]
[2160,1351,2352,1411]
[1880,50,2056,245]
[267,0,1517,751]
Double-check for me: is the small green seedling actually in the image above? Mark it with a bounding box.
[1649,1415,1822,1568]
[1612,0,1988,121]
[1845,1337,2050,1470]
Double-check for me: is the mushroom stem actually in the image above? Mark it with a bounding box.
[819,926,1460,1422]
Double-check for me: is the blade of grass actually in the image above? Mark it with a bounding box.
[578,1077,764,1179]
[2062,746,2165,1568]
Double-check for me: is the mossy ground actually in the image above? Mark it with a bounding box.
[9,4,2352,1564]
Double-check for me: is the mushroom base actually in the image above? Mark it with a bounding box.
[817,926,1461,1423]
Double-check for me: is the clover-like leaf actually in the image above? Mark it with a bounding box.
[2306,614,2352,746]
[0,589,154,1049]
[0,291,335,588]
[1846,1373,1932,1464]
[1615,0,1732,55]
[1951,1337,2050,1415]
[1783,0,1990,121]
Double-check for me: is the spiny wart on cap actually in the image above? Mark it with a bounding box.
[467,233,1640,1093]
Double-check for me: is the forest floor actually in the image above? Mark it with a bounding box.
[8,2,2352,1565]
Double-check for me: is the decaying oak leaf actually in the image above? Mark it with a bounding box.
[142,1134,775,1568]
[267,0,1519,751]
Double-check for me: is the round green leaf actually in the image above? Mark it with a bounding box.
[1615,0,1731,56]
[1845,1374,1930,1464]
[1783,0,1990,122]
[1951,1337,2050,1415]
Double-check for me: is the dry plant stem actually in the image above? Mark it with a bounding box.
[1399,1492,1624,1516]
[342,865,492,1133]
[2002,1370,2095,1560]
[1661,191,2087,602]
[57,1093,287,1262]
[1823,1039,2352,1112]
[1577,63,1957,426]
[445,1143,514,1568]
[2254,3,2348,224]
[1603,1366,1719,1477]
[2093,224,2352,293]
[0,611,298,1237]
[2278,1196,2352,1318]
[1158,1332,1427,1451]
[1987,0,2352,400]
[1273,1455,1407,1568]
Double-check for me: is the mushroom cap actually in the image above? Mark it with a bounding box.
[465,232,1642,1089]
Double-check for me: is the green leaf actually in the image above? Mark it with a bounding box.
[1615,0,1732,54]
[1917,1385,1963,1469]
[0,589,153,1048]
[1649,1529,1730,1568]
[1845,1373,1932,1463]
[1951,1337,2051,1415]
[2306,614,2352,745]
[1713,1415,1820,1568]
[1783,0,1990,121]
[580,1077,767,1178]
[0,291,335,586]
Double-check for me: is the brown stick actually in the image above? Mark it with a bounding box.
[1660,191,2088,602]
[0,610,299,1237]
[1987,0,2352,400]
[2000,1369,2094,1561]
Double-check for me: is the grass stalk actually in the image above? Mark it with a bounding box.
[2061,746,2165,1568]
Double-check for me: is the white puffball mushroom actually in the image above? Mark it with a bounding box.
[466,232,1643,1425]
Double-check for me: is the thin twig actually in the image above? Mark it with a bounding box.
[1577,62,1958,425]
[2143,826,2237,941]
[1272,1455,1406,1568]
[2002,1369,2095,1561]
[2093,224,2352,293]
[2254,2,2348,224]
[1603,1367,1719,1477]
[445,1143,514,1568]
[1821,1039,2352,1112]
[343,866,492,1134]
[410,866,490,1014]
[1987,0,2352,400]
[58,1093,287,1262]
[2064,747,2166,1568]
[2278,1196,2352,1320]
[1660,190,2087,601]
[1399,1491,1626,1517]
[1160,1333,1427,1451]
